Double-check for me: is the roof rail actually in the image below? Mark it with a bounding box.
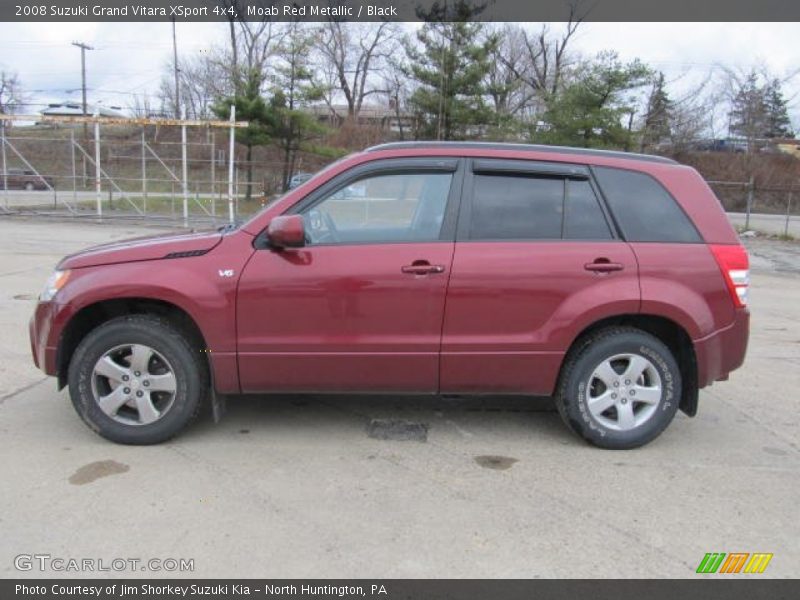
[364,141,677,165]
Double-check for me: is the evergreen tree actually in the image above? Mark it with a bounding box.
[763,78,794,139]
[538,52,651,149]
[728,71,769,146]
[404,1,498,140]
[212,70,273,201]
[640,72,674,150]
[269,23,326,191]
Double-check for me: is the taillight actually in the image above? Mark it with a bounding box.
[710,244,749,308]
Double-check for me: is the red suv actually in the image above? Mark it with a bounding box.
[29,143,749,448]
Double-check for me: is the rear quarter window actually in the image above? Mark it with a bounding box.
[593,167,701,243]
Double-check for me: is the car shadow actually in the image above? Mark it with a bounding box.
[184,393,565,443]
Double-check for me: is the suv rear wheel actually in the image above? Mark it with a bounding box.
[556,327,681,449]
[67,315,206,444]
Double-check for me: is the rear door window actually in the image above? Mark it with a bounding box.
[468,173,613,240]
[470,174,563,240]
[564,180,613,240]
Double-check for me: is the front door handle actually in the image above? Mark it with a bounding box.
[401,260,445,275]
[584,259,624,273]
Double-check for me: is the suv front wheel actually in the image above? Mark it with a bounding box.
[556,327,682,449]
[67,315,206,444]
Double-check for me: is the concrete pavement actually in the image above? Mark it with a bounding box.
[0,217,797,578]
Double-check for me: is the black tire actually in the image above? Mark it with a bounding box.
[555,327,681,449]
[67,315,206,445]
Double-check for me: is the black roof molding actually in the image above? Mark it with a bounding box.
[365,141,677,166]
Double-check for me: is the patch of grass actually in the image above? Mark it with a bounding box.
[302,143,350,159]
[68,194,264,218]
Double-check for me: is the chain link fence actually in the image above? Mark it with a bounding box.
[0,113,303,228]
[3,120,799,238]
[708,179,799,238]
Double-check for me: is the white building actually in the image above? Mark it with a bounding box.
[41,102,125,118]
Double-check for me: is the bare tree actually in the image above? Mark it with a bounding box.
[668,75,715,152]
[157,8,284,118]
[160,50,235,119]
[128,93,158,118]
[317,21,400,119]
[238,19,283,83]
[210,1,283,94]
[485,25,540,124]
[0,71,24,115]
[216,0,247,92]
[382,57,412,140]
[498,3,585,105]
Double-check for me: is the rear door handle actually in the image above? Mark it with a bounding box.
[401,261,445,275]
[584,260,624,273]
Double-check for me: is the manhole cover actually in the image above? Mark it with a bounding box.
[367,419,428,442]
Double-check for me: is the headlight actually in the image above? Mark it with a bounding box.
[40,270,71,301]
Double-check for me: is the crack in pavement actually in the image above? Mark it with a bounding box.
[0,377,49,404]
[706,388,800,453]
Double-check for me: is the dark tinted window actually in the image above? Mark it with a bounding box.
[470,175,564,240]
[565,180,612,240]
[593,167,701,243]
[470,174,613,240]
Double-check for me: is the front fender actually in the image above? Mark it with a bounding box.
[48,232,255,393]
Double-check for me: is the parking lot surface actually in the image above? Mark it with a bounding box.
[0,217,797,578]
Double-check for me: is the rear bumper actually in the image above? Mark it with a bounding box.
[694,308,750,388]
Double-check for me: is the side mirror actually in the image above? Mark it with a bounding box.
[267,215,306,249]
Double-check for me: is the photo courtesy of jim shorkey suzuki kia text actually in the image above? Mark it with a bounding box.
[15,584,388,596]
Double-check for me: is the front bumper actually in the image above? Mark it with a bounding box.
[694,308,750,388]
[29,300,66,377]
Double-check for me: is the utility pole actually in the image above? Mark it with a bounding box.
[1,120,9,210]
[71,41,93,141]
[172,18,180,119]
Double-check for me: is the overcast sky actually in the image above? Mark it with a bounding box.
[1,21,798,128]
